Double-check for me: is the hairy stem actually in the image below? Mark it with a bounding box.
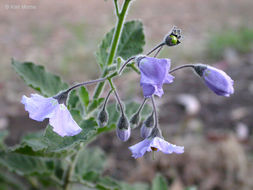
[169,64,195,74]
[118,56,135,74]
[66,77,107,94]
[153,45,163,58]
[146,42,165,56]
[114,90,124,115]
[136,98,148,114]
[93,0,132,99]
[102,89,114,110]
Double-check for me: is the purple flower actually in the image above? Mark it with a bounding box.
[21,94,82,137]
[137,56,174,98]
[129,137,184,159]
[194,64,234,97]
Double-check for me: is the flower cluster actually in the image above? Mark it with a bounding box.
[21,26,234,159]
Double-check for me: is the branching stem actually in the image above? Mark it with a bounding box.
[118,56,135,74]
[93,0,132,99]
[114,0,120,17]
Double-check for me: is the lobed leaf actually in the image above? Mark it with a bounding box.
[96,20,145,70]
[12,59,68,97]
[0,151,54,176]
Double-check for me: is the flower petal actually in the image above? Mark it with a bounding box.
[139,57,170,85]
[148,137,184,154]
[21,94,57,122]
[129,139,151,158]
[49,104,82,137]
[141,83,155,97]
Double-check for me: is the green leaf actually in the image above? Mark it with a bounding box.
[70,109,83,123]
[68,90,80,109]
[43,118,98,153]
[0,169,26,190]
[151,173,168,190]
[0,130,8,149]
[96,20,145,69]
[120,182,149,190]
[87,98,105,113]
[12,59,68,97]
[74,147,106,182]
[96,176,120,190]
[0,151,54,176]
[12,118,98,157]
[79,86,90,108]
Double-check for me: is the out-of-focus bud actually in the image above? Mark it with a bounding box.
[130,112,140,128]
[164,26,182,47]
[97,108,108,127]
[145,112,154,128]
[140,123,153,139]
[140,112,154,138]
[116,114,130,141]
[193,64,234,97]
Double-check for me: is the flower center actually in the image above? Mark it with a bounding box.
[151,147,158,151]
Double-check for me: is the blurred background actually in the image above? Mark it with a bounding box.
[0,0,253,189]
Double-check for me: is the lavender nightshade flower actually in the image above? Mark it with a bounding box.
[21,93,82,137]
[136,56,174,98]
[129,137,184,159]
[194,64,234,97]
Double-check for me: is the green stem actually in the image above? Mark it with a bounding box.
[114,0,119,17]
[64,143,84,190]
[93,0,132,99]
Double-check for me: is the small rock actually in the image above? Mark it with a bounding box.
[235,122,249,141]
[176,94,200,115]
[230,107,249,120]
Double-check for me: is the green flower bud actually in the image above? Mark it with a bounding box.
[164,26,182,47]
[130,112,140,128]
[97,108,108,127]
[117,114,129,130]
